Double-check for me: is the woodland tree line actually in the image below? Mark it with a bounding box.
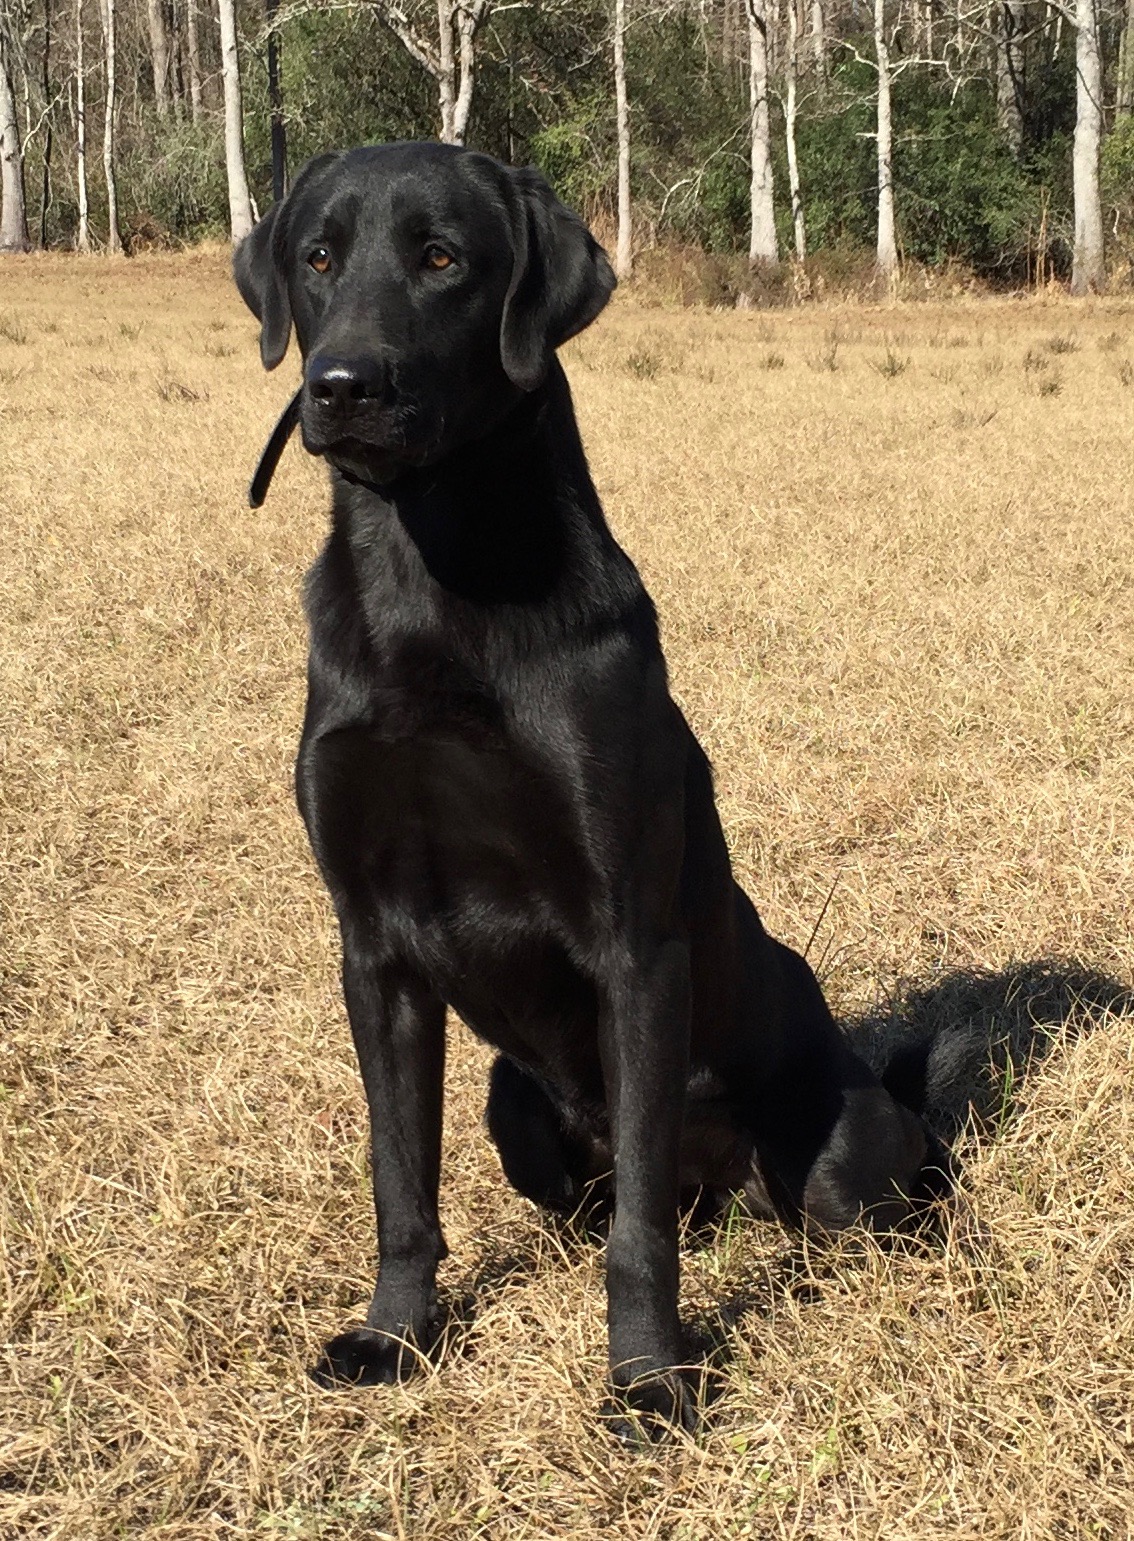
[1,0,1133,291]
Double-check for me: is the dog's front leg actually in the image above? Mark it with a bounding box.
[599,938,694,1438]
[311,940,447,1388]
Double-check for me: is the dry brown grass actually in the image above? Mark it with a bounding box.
[3,253,1134,1539]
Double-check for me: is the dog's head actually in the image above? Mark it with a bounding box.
[234,143,616,493]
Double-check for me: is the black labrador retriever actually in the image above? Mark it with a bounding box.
[234,142,948,1434]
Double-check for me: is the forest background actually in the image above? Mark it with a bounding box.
[2,0,1134,296]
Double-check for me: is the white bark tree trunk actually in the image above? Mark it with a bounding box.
[785,0,805,259]
[76,0,90,251]
[0,26,30,252]
[614,0,632,279]
[186,0,202,122]
[147,0,171,118]
[746,0,777,265]
[218,0,253,241]
[370,3,489,146]
[810,0,824,75]
[437,0,457,140]
[1071,0,1104,293]
[452,3,487,145]
[874,0,897,279]
[100,0,121,252]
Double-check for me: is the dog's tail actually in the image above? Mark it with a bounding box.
[850,957,1132,1139]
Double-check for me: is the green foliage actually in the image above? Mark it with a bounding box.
[890,75,1039,275]
[125,121,230,243]
[529,100,612,214]
[1102,115,1134,265]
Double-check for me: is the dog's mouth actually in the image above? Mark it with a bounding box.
[300,394,439,481]
[246,395,442,509]
[303,430,437,489]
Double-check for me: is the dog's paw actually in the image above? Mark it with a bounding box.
[309,1327,421,1389]
[602,1365,700,1444]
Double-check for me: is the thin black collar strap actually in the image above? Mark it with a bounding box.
[248,389,302,509]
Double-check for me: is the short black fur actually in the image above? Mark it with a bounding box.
[233,142,950,1437]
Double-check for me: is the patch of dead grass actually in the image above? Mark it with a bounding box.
[2,256,1133,1537]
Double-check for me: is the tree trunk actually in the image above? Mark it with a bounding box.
[1117,0,1134,118]
[0,24,31,250]
[147,0,171,118]
[186,0,201,122]
[451,3,487,145]
[100,0,121,252]
[875,0,897,278]
[265,0,286,199]
[437,1,457,141]
[810,0,824,76]
[76,0,90,251]
[369,3,489,146]
[995,1,1025,151]
[785,0,805,260]
[1071,0,1104,293]
[614,0,632,279]
[218,0,253,240]
[39,0,54,248]
[746,0,777,265]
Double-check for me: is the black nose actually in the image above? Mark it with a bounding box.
[306,355,389,408]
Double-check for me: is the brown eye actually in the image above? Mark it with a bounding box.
[307,247,331,274]
[424,245,453,271]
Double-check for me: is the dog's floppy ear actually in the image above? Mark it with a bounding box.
[233,153,341,371]
[234,201,291,371]
[500,167,617,393]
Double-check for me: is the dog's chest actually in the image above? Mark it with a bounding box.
[301,668,595,953]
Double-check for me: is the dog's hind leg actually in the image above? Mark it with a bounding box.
[485,1055,607,1221]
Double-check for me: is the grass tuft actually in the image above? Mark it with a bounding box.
[871,347,910,379]
[626,348,660,379]
[157,376,209,403]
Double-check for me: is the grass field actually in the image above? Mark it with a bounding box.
[2,253,1134,1539]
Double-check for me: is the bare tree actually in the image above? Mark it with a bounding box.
[1,14,31,251]
[784,0,805,259]
[186,0,202,121]
[358,2,491,145]
[218,0,254,239]
[147,0,171,116]
[614,0,631,278]
[76,0,90,249]
[100,0,121,252]
[1071,0,1104,292]
[746,0,777,264]
[874,0,897,278]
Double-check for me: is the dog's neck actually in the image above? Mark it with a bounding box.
[326,360,641,621]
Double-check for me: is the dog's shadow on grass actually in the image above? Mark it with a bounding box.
[844,953,1132,1141]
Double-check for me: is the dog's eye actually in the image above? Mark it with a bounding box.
[423,245,454,272]
[307,247,332,275]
